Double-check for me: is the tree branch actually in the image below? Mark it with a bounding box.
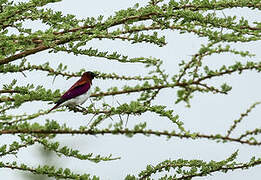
[0,129,259,146]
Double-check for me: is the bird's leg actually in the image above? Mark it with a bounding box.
[67,105,77,112]
[76,105,85,111]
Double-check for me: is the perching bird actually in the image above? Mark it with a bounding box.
[48,71,97,113]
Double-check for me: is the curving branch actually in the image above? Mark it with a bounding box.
[0,129,259,146]
[175,160,261,180]
[0,1,260,65]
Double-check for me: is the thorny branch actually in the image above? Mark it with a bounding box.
[0,2,261,65]
[0,129,259,146]
[139,159,261,180]
[0,1,261,179]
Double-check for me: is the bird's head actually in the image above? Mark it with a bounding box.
[82,71,97,80]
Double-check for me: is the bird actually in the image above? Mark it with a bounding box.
[48,71,97,113]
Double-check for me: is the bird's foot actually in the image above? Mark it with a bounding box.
[76,105,86,111]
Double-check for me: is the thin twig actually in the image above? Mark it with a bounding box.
[226,101,261,137]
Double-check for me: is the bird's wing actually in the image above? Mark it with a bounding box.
[67,77,88,92]
[49,78,91,112]
[55,79,91,105]
[61,80,91,100]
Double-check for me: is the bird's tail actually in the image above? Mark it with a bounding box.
[48,104,59,113]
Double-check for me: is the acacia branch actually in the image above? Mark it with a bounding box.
[139,159,261,180]
[196,65,261,83]
[239,128,261,140]
[0,164,84,179]
[0,129,259,146]
[176,160,261,180]
[0,90,21,94]
[0,141,34,157]
[1,2,260,65]
[0,12,158,65]
[0,45,49,65]
[226,102,261,137]
[1,62,260,103]
[0,84,177,103]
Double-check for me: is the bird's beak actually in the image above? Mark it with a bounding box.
[92,72,98,78]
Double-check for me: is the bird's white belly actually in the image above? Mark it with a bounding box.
[63,87,92,106]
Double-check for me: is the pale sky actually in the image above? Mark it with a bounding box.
[1,0,261,179]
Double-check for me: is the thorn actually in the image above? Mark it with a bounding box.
[52,75,58,84]
[116,99,121,106]
[221,10,227,18]
[89,99,97,112]
[87,114,96,127]
[21,71,27,77]
[125,114,129,127]
[118,114,123,123]
[109,116,114,122]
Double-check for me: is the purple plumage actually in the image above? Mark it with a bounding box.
[61,82,90,101]
[48,71,97,113]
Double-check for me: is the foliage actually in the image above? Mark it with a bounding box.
[0,0,261,179]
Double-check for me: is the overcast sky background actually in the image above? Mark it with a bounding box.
[1,0,261,179]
